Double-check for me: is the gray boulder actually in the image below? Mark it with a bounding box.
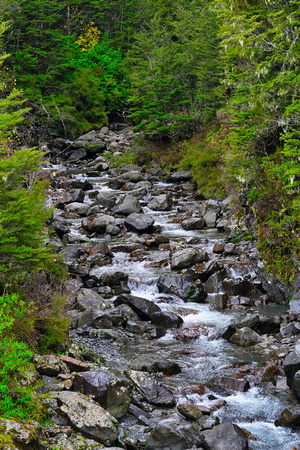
[67,202,89,216]
[57,391,118,445]
[292,370,300,402]
[283,341,300,387]
[144,415,204,450]
[147,194,172,211]
[230,327,263,347]
[203,210,217,228]
[150,311,183,329]
[55,189,85,207]
[73,369,133,418]
[127,370,175,407]
[82,214,115,233]
[275,405,300,428]
[171,248,209,270]
[289,299,300,314]
[97,192,117,209]
[113,194,142,216]
[181,217,205,231]
[203,423,248,450]
[114,294,161,321]
[125,213,155,234]
[158,274,207,302]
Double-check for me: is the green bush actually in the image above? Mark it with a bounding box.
[0,293,44,421]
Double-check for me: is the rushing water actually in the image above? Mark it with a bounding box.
[50,160,300,450]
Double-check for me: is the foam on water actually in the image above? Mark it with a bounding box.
[239,422,300,450]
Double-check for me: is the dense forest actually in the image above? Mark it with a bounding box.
[0,0,299,426]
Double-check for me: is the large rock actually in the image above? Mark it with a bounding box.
[274,405,300,428]
[166,169,192,182]
[114,294,161,321]
[230,327,263,347]
[97,192,117,209]
[34,354,69,376]
[203,423,249,450]
[292,370,300,402]
[147,194,172,211]
[213,376,250,393]
[158,274,207,302]
[66,202,89,216]
[75,288,108,311]
[57,391,118,445]
[73,369,133,418]
[181,217,205,231]
[117,170,143,183]
[283,341,300,387]
[55,189,85,207]
[222,278,261,300]
[150,311,183,329]
[82,214,115,233]
[171,248,209,270]
[125,213,155,234]
[113,194,142,216]
[127,370,175,407]
[144,416,204,450]
[0,419,42,447]
[289,299,300,314]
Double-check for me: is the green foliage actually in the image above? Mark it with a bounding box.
[126,0,221,141]
[0,293,44,421]
[0,147,57,287]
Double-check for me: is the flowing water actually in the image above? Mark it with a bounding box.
[49,160,300,449]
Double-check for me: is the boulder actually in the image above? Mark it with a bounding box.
[75,289,108,312]
[147,194,172,211]
[166,169,192,182]
[229,327,263,347]
[127,370,175,407]
[177,403,203,420]
[275,405,300,428]
[97,192,117,209]
[149,360,181,375]
[34,354,69,376]
[55,189,85,207]
[124,213,155,234]
[202,423,249,450]
[292,370,300,402]
[114,294,161,321]
[82,214,115,233]
[283,342,300,387]
[66,148,86,162]
[158,273,207,302]
[66,202,89,216]
[289,299,300,314]
[117,170,143,183]
[113,194,142,216]
[0,419,41,447]
[181,217,205,231]
[150,311,183,329]
[144,416,204,450]
[73,369,133,418]
[171,248,209,270]
[222,278,261,300]
[57,391,118,445]
[213,376,250,393]
[203,210,217,228]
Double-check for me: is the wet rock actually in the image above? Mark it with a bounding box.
[149,360,181,375]
[283,342,300,387]
[34,354,69,376]
[113,194,142,216]
[91,307,129,329]
[213,242,224,253]
[66,202,89,216]
[177,403,203,420]
[202,423,249,450]
[97,192,117,209]
[144,415,204,450]
[127,370,175,407]
[261,360,284,382]
[158,273,207,302]
[224,243,235,254]
[0,419,42,447]
[150,311,183,329]
[49,219,70,237]
[56,189,85,207]
[61,244,84,263]
[229,327,263,347]
[171,248,209,270]
[203,210,217,228]
[74,289,107,314]
[275,405,300,428]
[292,370,300,402]
[82,214,115,233]
[281,322,300,338]
[57,391,118,445]
[114,294,161,321]
[213,293,228,311]
[117,170,143,184]
[196,261,223,283]
[181,217,205,231]
[222,278,261,300]
[125,213,155,234]
[289,299,300,315]
[73,369,133,418]
[213,376,250,393]
[66,148,87,162]
[147,194,172,211]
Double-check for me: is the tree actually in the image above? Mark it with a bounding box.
[126,0,220,140]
